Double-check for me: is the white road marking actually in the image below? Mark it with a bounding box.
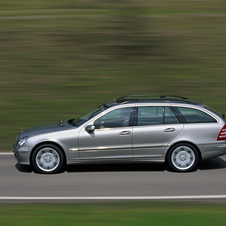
[0,153,13,155]
[0,195,226,200]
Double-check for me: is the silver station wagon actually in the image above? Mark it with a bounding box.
[13,95,226,174]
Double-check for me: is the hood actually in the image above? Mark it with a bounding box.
[18,120,72,139]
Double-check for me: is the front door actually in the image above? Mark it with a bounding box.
[78,107,133,160]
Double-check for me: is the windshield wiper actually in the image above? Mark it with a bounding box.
[67,119,75,126]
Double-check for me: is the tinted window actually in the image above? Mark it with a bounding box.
[94,107,132,129]
[177,107,217,123]
[165,107,179,124]
[137,106,179,126]
[138,107,163,125]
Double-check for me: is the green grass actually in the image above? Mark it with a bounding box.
[1,0,226,150]
[0,202,226,226]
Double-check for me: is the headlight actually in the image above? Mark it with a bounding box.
[18,137,28,147]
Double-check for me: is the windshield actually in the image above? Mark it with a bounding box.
[68,104,108,127]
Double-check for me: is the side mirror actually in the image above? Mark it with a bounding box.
[85,125,95,133]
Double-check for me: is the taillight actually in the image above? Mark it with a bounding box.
[217,124,226,141]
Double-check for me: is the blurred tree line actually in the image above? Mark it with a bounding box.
[95,1,152,58]
[52,0,154,63]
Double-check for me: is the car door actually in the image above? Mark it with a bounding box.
[132,106,183,158]
[78,107,133,160]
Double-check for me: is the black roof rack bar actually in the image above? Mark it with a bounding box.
[116,95,188,103]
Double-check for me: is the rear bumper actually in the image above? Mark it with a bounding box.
[199,141,226,160]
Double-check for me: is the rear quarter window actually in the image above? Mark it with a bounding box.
[176,107,217,123]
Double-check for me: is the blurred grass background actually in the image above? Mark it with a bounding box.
[1,0,226,150]
[1,202,226,225]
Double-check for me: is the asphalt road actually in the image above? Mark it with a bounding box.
[1,153,226,202]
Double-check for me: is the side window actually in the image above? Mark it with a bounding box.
[177,107,217,123]
[138,107,163,126]
[137,106,179,126]
[94,107,132,129]
[164,107,179,124]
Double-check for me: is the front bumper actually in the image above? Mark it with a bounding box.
[13,144,31,165]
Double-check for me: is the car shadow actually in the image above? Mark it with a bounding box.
[15,162,166,173]
[66,157,226,173]
[66,163,166,173]
[15,163,33,173]
[15,157,226,173]
[198,157,226,170]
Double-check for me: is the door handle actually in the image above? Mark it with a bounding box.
[164,128,175,132]
[120,131,131,136]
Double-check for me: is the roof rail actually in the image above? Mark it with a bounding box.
[116,95,188,103]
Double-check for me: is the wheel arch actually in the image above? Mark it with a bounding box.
[30,141,66,167]
[165,141,202,161]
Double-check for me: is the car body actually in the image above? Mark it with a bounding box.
[13,95,226,173]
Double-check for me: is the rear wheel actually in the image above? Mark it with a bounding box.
[167,143,199,172]
[32,144,64,174]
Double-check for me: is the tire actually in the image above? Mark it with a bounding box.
[31,144,65,174]
[166,143,199,172]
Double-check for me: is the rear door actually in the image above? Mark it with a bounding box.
[132,106,183,158]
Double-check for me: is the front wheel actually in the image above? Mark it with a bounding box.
[166,143,199,172]
[31,144,65,174]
